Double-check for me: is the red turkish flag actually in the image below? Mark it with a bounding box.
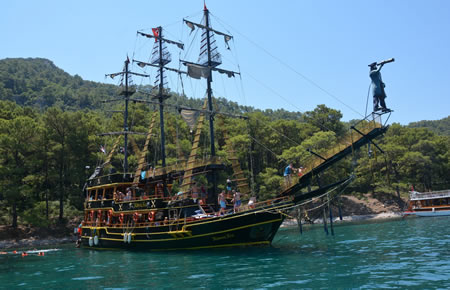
[152,28,159,42]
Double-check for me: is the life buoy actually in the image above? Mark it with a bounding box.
[133,212,139,222]
[94,235,99,246]
[148,211,155,222]
[119,213,124,224]
[127,233,132,244]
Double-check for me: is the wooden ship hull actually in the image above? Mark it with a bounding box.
[81,203,288,250]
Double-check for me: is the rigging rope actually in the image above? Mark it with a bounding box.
[248,135,287,164]
[365,83,372,117]
[268,175,354,215]
[251,115,302,147]
[212,15,365,119]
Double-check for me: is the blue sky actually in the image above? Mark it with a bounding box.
[2,0,449,124]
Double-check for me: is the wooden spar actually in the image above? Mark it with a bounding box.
[180,98,208,193]
[102,135,122,167]
[323,207,328,235]
[328,195,334,236]
[214,98,250,196]
[338,196,343,220]
[297,208,303,235]
[133,111,158,186]
[128,136,141,158]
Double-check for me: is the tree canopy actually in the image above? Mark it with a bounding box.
[0,58,448,228]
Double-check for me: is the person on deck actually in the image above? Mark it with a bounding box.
[192,183,199,203]
[124,188,132,201]
[231,190,241,213]
[117,191,124,201]
[369,62,390,112]
[226,179,232,197]
[297,166,304,177]
[248,196,256,209]
[200,184,207,204]
[218,191,227,216]
[156,182,164,198]
[284,163,294,186]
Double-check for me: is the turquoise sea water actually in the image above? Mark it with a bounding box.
[1,216,450,289]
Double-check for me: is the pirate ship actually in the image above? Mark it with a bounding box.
[79,6,390,250]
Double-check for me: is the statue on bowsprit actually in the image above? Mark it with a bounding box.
[369,58,394,112]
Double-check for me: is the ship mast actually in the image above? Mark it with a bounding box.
[182,5,240,196]
[104,58,149,174]
[134,28,185,170]
[123,59,130,172]
[157,26,167,167]
[204,7,215,157]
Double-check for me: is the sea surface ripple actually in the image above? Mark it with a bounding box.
[1,216,449,289]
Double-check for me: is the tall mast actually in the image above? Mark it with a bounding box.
[104,58,149,174]
[157,26,167,167]
[134,28,185,169]
[123,58,130,172]
[204,6,215,157]
[181,5,240,199]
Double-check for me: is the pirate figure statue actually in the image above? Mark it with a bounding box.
[369,58,394,112]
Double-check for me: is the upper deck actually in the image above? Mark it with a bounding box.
[409,190,450,201]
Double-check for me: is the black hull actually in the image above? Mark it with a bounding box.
[81,208,286,250]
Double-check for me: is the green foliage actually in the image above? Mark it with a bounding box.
[257,168,284,200]
[0,58,116,110]
[303,104,345,136]
[22,201,82,227]
[409,116,450,136]
[0,57,448,228]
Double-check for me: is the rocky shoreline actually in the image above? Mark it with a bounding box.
[0,212,406,250]
[1,192,407,250]
[0,236,76,251]
[281,212,405,227]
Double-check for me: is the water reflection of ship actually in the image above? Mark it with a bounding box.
[80,5,389,250]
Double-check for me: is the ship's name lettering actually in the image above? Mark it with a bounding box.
[212,233,234,241]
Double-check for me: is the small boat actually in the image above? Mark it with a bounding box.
[404,190,450,217]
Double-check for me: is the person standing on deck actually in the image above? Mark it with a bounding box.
[226,178,232,197]
[218,191,227,216]
[192,183,199,203]
[284,163,294,186]
[231,190,241,213]
[124,188,132,201]
[369,62,390,112]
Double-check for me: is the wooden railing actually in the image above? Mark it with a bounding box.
[281,115,383,191]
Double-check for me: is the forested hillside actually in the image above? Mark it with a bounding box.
[0,58,302,120]
[0,58,448,229]
[0,58,116,110]
[409,116,450,136]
